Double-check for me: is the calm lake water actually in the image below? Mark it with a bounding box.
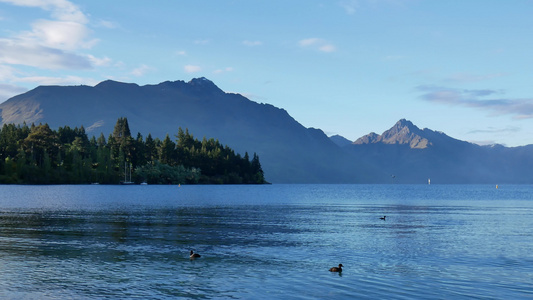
[0,184,532,299]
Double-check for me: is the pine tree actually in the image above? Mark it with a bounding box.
[0,117,268,185]
[144,134,157,164]
[112,117,132,143]
[159,134,175,165]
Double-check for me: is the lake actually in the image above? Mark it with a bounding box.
[0,184,532,299]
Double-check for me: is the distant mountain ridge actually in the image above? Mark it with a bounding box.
[342,119,533,183]
[0,77,371,183]
[1,78,532,184]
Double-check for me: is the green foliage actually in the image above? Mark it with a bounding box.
[0,118,267,185]
[134,161,200,184]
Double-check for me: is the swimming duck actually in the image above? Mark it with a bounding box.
[329,264,343,272]
[190,250,201,258]
[380,215,386,220]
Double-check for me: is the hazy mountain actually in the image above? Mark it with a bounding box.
[0,78,376,183]
[344,119,533,183]
[329,134,352,147]
[354,119,432,148]
[2,78,531,184]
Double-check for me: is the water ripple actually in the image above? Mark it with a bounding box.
[1,185,533,299]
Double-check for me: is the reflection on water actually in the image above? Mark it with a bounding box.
[0,184,532,299]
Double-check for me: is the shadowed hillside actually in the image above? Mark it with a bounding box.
[0,78,377,183]
[3,79,532,184]
[345,119,533,183]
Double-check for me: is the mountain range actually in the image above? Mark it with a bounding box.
[1,78,531,184]
[342,119,533,183]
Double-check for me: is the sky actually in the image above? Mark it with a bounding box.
[1,0,533,147]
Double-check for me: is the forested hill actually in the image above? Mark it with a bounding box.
[5,79,533,184]
[0,77,370,183]
[0,117,266,185]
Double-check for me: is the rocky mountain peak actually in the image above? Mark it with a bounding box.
[353,132,379,144]
[354,119,431,149]
[184,77,224,95]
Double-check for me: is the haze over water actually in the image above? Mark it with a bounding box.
[0,184,532,299]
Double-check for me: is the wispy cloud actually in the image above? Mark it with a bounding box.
[184,65,202,73]
[299,38,336,53]
[14,75,98,86]
[339,0,408,15]
[466,126,521,146]
[242,40,263,47]
[96,19,118,29]
[339,0,359,14]
[0,0,98,70]
[0,83,27,102]
[467,126,520,135]
[213,67,233,74]
[87,54,111,67]
[417,85,533,119]
[3,0,97,51]
[0,64,16,81]
[194,39,209,45]
[444,72,506,83]
[86,120,105,132]
[383,55,405,61]
[0,38,92,69]
[0,0,88,23]
[239,92,267,102]
[130,64,152,77]
[21,18,97,50]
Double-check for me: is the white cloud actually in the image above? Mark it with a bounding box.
[87,54,111,67]
[21,19,97,50]
[444,72,506,83]
[130,64,151,77]
[14,75,98,86]
[299,38,321,47]
[467,126,520,135]
[0,74,97,102]
[0,83,28,103]
[0,0,97,71]
[175,50,187,56]
[86,120,105,132]
[417,85,533,119]
[184,65,202,73]
[383,55,405,61]
[0,64,17,81]
[96,19,118,29]
[194,39,209,45]
[299,38,336,53]
[0,38,92,69]
[339,0,410,15]
[213,67,233,74]
[319,44,336,53]
[0,0,88,23]
[242,40,263,47]
[340,0,359,14]
[239,92,267,102]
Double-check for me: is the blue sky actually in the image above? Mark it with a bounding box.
[1,0,533,147]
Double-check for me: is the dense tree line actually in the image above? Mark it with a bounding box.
[0,117,266,184]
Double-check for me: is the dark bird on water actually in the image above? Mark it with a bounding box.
[190,250,201,258]
[380,216,386,220]
[329,264,343,272]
